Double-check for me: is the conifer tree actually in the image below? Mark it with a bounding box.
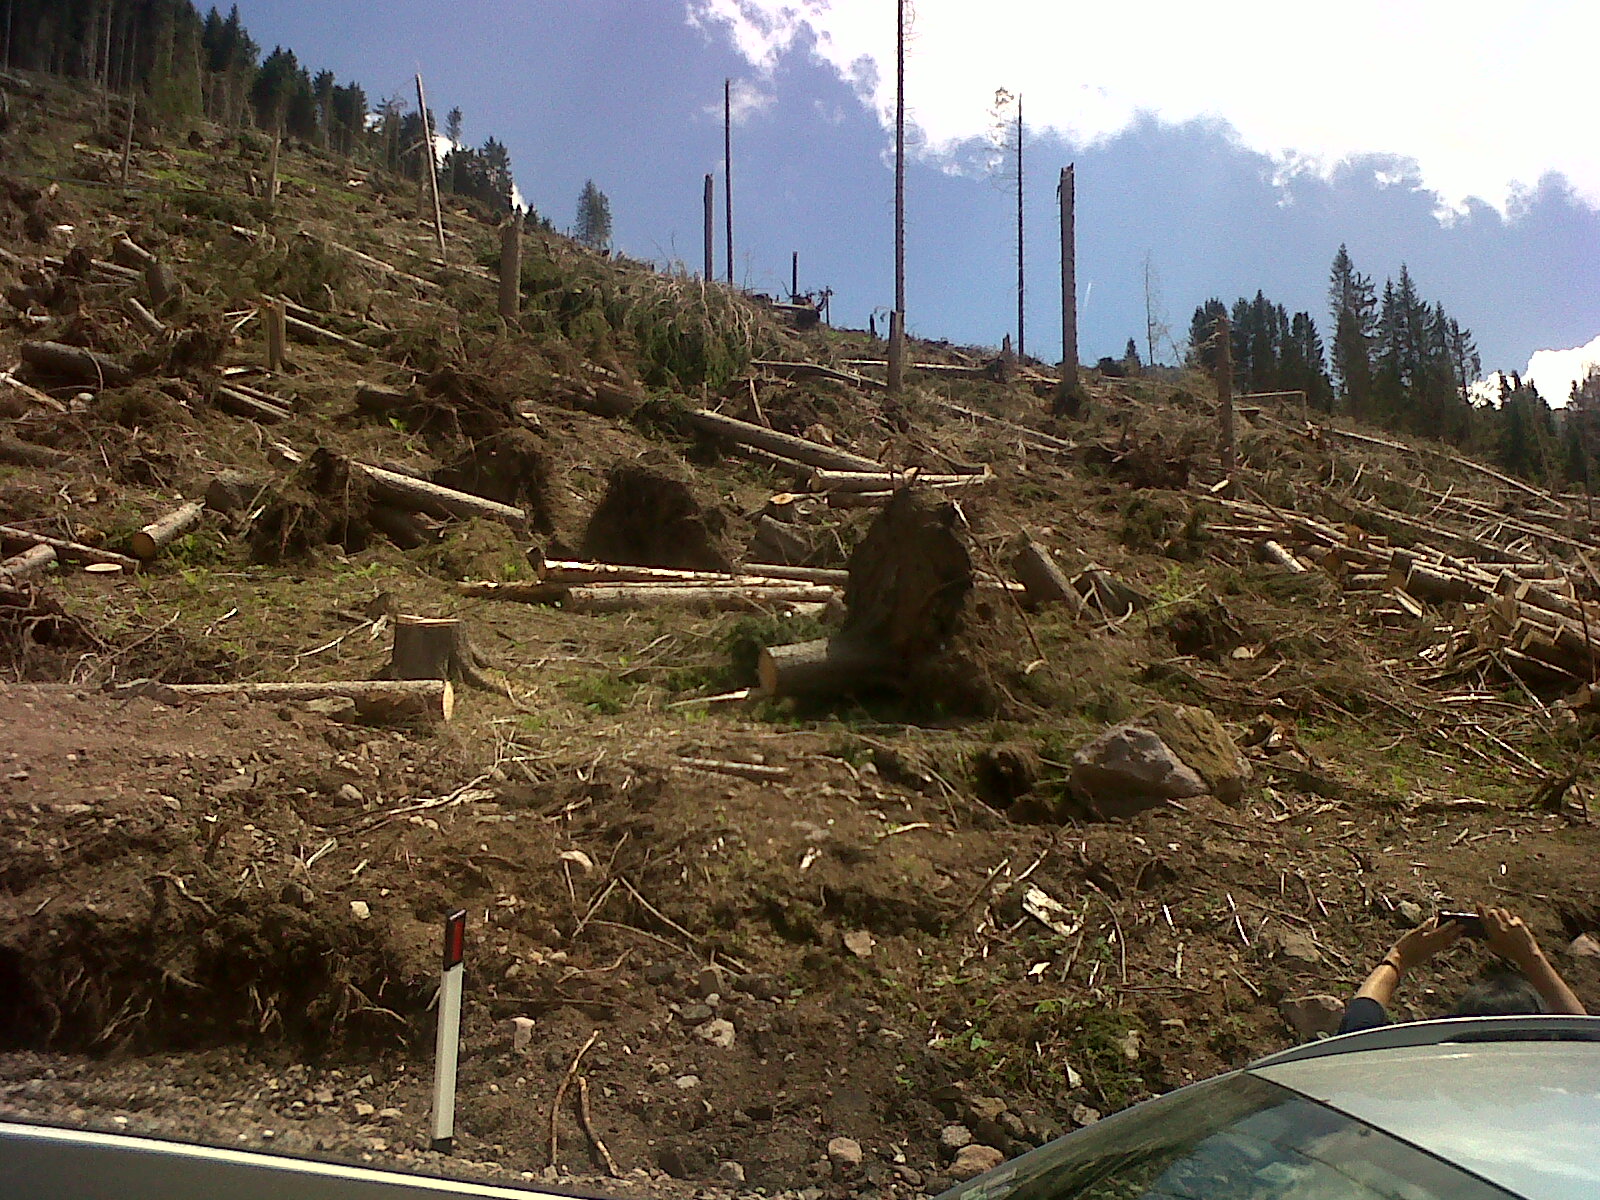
[575,180,612,250]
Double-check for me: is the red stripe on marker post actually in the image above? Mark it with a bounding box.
[430,910,467,1153]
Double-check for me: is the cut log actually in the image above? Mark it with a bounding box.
[145,260,176,309]
[538,560,737,585]
[203,471,266,515]
[129,502,204,560]
[742,563,850,585]
[757,637,894,698]
[145,679,453,723]
[122,296,166,336]
[826,490,895,509]
[284,311,371,355]
[806,468,990,492]
[322,237,441,291]
[111,236,155,270]
[564,583,834,613]
[1343,573,1388,591]
[1259,540,1307,572]
[0,525,139,571]
[356,460,526,527]
[930,398,1077,456]
[1403,562,1488,606]
[20,341,131,387]
[457,581,568,603]
[386,615,498,692]
[749,513,813,565]
[0,370,68,413]
[0,544,55,583]
[686,408,883,472]
[1012,538,1089,615]
[0,434,70,469]
[213,384,292,424]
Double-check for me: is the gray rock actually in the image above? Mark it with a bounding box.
[1070,725,1208,818]
[305,696,357,718]
[1069,1103,1101,1127]
[673,1075,701,1090]
[1569,933,1600,959]
[827,1136,863,1170]
[679,1003,713,1023]
[716,1160,746,1185]
[1261,926,1322,965]
[939,1124,973,1154]
[695,1017,736,1048]
[336,783,364,805]
[1140,703,1252,804]
[510,1016,536,1054]
[1279,994,1345,1040]
[950,1145,1005,1179]
[1396,900,1425,926]
[893,1165,924,1188]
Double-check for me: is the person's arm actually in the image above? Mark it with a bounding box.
[1482,906,1588,1016]
[1354,917,1464,1007]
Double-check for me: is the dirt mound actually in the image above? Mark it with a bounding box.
[431,427,553,533]
[250,448,376,563]
[0,584,103,681]
[580,456,735,571]
[842,488,972,661]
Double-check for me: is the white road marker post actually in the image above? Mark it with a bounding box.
[430,909,467,1153]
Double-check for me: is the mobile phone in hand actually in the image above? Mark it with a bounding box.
[1439,911,1486,939]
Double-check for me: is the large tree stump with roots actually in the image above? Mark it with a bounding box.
[385,615,500,693]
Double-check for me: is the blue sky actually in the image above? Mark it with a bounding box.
[234,1,1600,399]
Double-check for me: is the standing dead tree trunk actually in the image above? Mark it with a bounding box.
[415,74,448,263]
[386,615,499,693]
[702,173,714,281]
[888,0,907,396]
[265,298,286,371]
[723,78,734,285]
[498,220,521,322]
[1054,165,1080,414]
[1216,311,1236,496]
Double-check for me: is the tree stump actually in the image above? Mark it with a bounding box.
[386,615,499,692]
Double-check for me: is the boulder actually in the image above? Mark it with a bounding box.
[1070,724,1207,818]
[1569,933,1600,959]
[1140,703,1252,804]
[950,1145,1005,1179]
[1261,926,1322,965]
[1279,994,1345,1040]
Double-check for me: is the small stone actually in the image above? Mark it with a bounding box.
[1063,1062,1083,1089]
[510,1016,536,1054]
[1279,994,1346,1040]
[894,1165,924,1188]
[1396,900,1425,926]
[827,1137,863,1170]
[679,1003,713,1023]
[939,1124,973,1154]
[377,1107,403,1123]
[1069,1103,1101,1127]
[950,1145,1005,1178]
[367,1137,388,1152]
[695,966,723,997]
[1569,933,1600,959]
[695,1017,735,1048]
[352,1101,376,1119]
[337,783,364,805]
[643,962,675,986]
[965,1096,1008,1124]
[278,881,314,908]
[843,929,876,959]
[349,900,371,921]
[716,1161,746,1185]
[1120,1030,1141,1061]
[306,696,357,718]
[673,1075,701,1090]
[311,1089,335,1105]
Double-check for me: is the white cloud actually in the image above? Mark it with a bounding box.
[701,76,776,126]
[685,0,1600,215]
[1526,333,1600,406]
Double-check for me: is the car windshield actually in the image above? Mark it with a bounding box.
[956,1074,1516,1200]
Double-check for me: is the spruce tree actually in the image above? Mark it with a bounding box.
[575,180,612,251]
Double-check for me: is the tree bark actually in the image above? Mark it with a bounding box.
[0,543,55,583]
[1012,538,1087,614]
[386,614,498,692]
[368,504,444,549]
[213,384,291,424]
[146,679,453,723]
[123,296,166,336]
[203,471,265,516]
[129,502,204,560]
[0,525,138,570]
[265,298,286,370]
[806,468,987,492]
[1259,540,1306,573]
[20,341,130,387]
[686,409,883,472]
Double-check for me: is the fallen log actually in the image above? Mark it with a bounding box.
[356,460,526,527]
[677,756,792,781]
[368,504,445,549]
[741,563,850,585]
[353,382,412,414]
[203,471,266,515]
[749,513,813,565]
[20,341,131,387]
[0,525,138,571]
[140,679,453,723]
[122,296,166,336]
[1403,561,1488,606]
[750,359,885,392]
[1012,538,1090,615]
[213,384,291,424]
[1343,573,1388,591]
[321,237,441,291]
[806,467,990,493]
[686,408,883,472]
[283,311,371,355]
[0,434,70,469]
[930,398,1076,456]
[1259,540,1307,573]
[129,502,204,560]
[0,369,68,413]
[564,583,834,613]
[757,637,893,698]
[0,544,55,583]
[111,236,155,270]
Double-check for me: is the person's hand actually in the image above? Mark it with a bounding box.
[1387,915,1464,973]
[1481,905,1544,971]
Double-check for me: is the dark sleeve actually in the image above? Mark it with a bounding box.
[1337,997,1390,1035]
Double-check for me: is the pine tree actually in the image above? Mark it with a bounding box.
[575,179,612,250]
[1187,299,1228,372]
[1327,244,1377,416]
[445,106,463,145]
